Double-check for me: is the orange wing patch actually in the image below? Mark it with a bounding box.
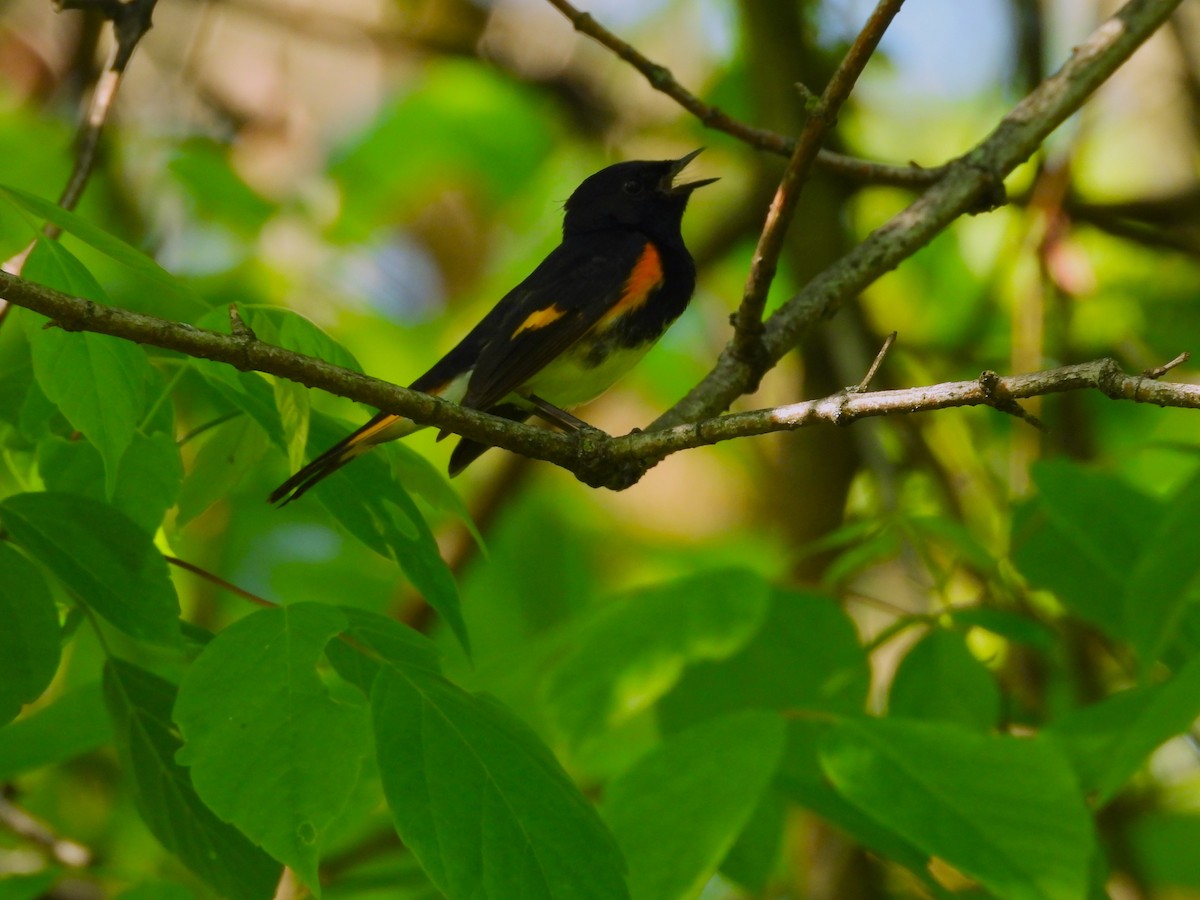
[513,304,568,336]
[599,241,664,326]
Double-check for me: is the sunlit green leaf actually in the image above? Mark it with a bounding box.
[175,415,269,526]
[309,416,466,655]
[22,239,153,494]
[0,681,110,779]
[544,569,771,747]
[0,185,186,292]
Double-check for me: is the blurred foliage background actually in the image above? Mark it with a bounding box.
[2,0,1200,896]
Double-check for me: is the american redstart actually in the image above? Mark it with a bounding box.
[270,149,715,505]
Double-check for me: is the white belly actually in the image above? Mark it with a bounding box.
[521,341,654,409]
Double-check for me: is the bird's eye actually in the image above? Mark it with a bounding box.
[622,180,644,196]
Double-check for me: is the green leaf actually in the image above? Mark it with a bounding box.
[544,570,771,747]
[391,441,480,544]
[1045,654,1200,806]
[778,719,932,878]
[372,662,628,899]
[0,542,60,726]
[0,681,110,779]
[1128,812,1200,890]
[240,308,364,473]
[1013,462,1200,669]
[23,233,108,299]
[175,604,370,893]
[103,659,280,900]
[718,787,786,892]
[658,588,869,733]
[0,871,60,900]
[820,718,1095,900]
[326,606,442,694]
[1121,471,1200,667]
[190,360,287,452]
[906,515,1000,575]
[0,185,187,293]
[275,378,310,472]
[602,711,785,900]
[947,607,1057,652]
[253,307,363,373]
[114,881,198,900]
[1012,461,1158,639]
[888,628,1000,730]
[37,431,183,535]
[23,240,154,495]
[0,493,181,646]
[29,326,150,496]
[311,424,467,655]
[175,416,270,526]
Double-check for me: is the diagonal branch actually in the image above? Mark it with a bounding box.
[1,271,1196,491]
[730,0,907,383]
[653,0,1187,429]
[0,0,158,314]
[544,0,948,189]
[53,0,158,219]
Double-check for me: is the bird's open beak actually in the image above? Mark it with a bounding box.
[666,148,719,195]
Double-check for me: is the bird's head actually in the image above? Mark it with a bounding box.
[562,149,717,238]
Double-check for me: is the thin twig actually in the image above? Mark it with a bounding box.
[979,370,1048,431]
[165,555,278,608]
[1143,351,1190,379]
[53,0,157,227]
[731,0,907,381]
[543,0,947,189]
[0,0,158,317]
[855,331,898,391]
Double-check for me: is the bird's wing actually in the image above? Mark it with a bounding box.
[458,231,659,413]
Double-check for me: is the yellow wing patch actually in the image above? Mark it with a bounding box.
[599,241,664,327]
[513,304,567,336]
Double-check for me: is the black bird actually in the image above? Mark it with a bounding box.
[270,149,715,505]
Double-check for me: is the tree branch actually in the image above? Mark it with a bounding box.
[731,0,907,383]
[544,0,948,189]
[52,0,157,225]
[652,0,1187,429]
[0,0,158,312]
[1,272,1196,491]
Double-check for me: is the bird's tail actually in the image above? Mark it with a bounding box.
[268,413,421,505]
